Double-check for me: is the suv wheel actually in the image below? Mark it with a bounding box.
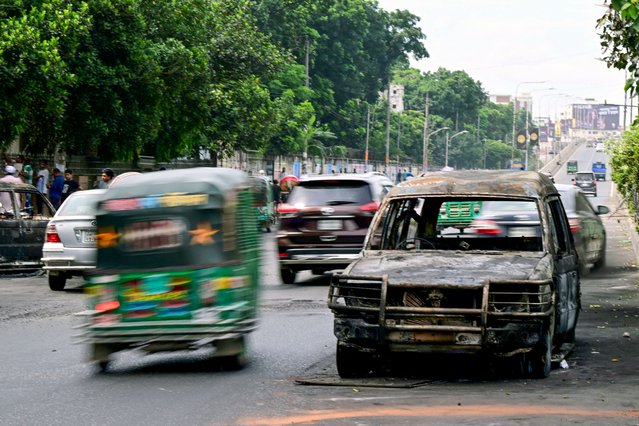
[280,268,296,284]
[48,271,67,291]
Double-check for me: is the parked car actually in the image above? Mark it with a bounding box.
[277,172,394,284]
[328,171,580,379]
[41,189,106,290]
[555,184,608,271]
[572,171,597,196]
[0,181,56,271]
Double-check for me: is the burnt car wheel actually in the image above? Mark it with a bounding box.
[336,343,374,378]
[280,268,296,284]
[528,328,552,378]
[48,272,67,291]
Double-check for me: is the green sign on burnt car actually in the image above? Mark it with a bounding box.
[76,168,261,372]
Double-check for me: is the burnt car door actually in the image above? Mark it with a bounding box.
[0,187,21,262]
[18,188,56,262]
[546,197,580,341]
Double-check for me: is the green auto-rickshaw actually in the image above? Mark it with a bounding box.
[251,175,276,232]
[76,168,261,371]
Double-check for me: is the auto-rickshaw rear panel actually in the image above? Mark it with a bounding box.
[77,168,261,370]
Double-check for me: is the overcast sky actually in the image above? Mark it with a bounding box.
[376,1,627,120]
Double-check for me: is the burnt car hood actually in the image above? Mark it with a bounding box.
[345,251,552,284]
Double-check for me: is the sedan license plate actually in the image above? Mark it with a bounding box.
[508,227,537,237]
[81,230,96,243]
[318,219,342,231]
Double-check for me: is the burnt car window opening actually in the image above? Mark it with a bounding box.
[287,181,372,206]
[375,196,543,252]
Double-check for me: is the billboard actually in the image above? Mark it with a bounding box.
[572,104,620,130]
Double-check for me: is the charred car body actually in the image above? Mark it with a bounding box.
[328,171,580,379]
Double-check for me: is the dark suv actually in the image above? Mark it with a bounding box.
[573,171,597,196]
[277,172,393,284]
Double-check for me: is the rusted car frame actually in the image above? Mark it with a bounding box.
[328,170,580,379]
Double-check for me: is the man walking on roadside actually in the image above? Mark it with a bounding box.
[47,168,64,209]
[61,169,81,203]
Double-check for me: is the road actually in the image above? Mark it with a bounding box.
[1,145,638,425]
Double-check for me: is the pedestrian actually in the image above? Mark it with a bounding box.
[61,169,81,203]
[19,157,33,185]
[97,168,114,188]
[35,160,50,213]
[0,165,23,215]
[47,168,64,209]
[272,179,282,211]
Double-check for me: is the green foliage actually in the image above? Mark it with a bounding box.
[610,127,639,209]
[598,0,639,97]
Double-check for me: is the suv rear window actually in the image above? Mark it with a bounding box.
[287,181,372,206]
[576,173,594,182]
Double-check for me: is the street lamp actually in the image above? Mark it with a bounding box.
[445,130,468,169]
[423,126,449,172]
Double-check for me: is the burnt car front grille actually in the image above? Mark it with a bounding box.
[329,275,555,331]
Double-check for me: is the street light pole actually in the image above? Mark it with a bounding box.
[445,130,468,169]
[423,126,449,172]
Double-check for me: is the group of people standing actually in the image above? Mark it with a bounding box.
[2,153,116,209]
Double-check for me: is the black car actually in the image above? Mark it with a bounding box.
[573,171,597,196]
[277,172,393,284]
[0,181,56,271]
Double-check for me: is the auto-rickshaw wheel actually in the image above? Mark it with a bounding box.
[96,360,110,373]
[215,337,248,370]
[280,268,296,284]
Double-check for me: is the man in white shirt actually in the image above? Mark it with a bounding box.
[0,165,23,214]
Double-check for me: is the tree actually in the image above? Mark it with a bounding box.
[0,0,285,161]
[598,0,639,97]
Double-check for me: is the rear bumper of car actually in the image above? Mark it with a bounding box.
[42,244,96,271]
[278,248,361,268]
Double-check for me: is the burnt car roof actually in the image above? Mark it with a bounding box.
[0,181,40,191]
[393,170,558,199]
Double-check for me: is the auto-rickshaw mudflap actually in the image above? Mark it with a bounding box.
[75,168,261,367]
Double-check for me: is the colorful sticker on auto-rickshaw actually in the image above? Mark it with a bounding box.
[189,222,220,245]
[97,227,120,248]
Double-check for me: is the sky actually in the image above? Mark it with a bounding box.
[376,1,627,121]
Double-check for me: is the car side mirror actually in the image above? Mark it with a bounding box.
[597,205,610,215]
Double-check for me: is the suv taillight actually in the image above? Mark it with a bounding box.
[277,203,299,218]
[46,224,61,243]
[359,202,380,212]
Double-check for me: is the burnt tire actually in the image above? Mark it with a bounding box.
[280,268,296,284]
[528,328,552,379]
[48,272,67,291]
[336,343,373,378]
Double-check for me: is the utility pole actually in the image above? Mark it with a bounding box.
[385,78,391,173]
[422,94,430,172]
[364,104,370,172]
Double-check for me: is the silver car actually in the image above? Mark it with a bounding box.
[41,189,106,290]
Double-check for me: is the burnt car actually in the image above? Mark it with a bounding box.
[328,171,580,379]
[277,172,393,284]
[0,181,56,271]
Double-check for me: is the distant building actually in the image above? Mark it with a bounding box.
[380,84,404,112]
